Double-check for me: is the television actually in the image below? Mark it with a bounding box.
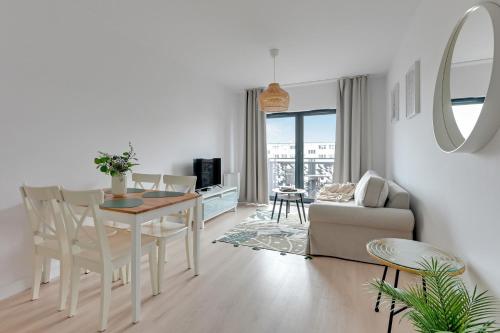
[193,158,222,189]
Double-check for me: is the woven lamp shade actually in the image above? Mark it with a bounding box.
[259,83,290,112]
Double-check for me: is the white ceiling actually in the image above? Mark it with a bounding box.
[89,0,421,90]
[3,0,422,91]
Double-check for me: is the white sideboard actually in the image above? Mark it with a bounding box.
[198,186,238,227]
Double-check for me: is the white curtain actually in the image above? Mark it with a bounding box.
[334,75,371,183]
[241,88,269,204]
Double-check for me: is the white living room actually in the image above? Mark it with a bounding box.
[1,0,500,332]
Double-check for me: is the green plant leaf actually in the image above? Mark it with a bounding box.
[100,165,108,173]
[370,259,499,333]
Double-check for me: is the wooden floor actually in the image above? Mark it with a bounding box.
[0,205,414,333]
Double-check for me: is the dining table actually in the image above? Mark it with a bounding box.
[99,190,203,323]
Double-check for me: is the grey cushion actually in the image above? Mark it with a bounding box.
[354,170,389,208]
[385,180,410,209]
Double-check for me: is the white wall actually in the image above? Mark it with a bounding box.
[285,81,337,112]
[0,2,239,299]
[451,62,492,99]
[386,0,500,297]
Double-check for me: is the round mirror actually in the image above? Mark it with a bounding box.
[434,2,500,153]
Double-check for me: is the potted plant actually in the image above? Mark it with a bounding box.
[94,142,139,197]
[371,259,498,333]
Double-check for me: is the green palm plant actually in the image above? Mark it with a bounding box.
[371,259,499,333]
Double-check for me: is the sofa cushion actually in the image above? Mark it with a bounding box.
[385,180,410,209]
[354,170,388,208]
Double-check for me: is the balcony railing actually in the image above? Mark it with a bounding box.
[267,158,334,200]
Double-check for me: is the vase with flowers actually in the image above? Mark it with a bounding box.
[94,142,139,197]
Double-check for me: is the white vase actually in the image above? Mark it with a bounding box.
[111,174,127,197]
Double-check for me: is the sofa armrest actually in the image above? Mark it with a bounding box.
[309,202,414,232]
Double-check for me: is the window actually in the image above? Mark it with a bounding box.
[266,109,336,201]
[451,97,484,138]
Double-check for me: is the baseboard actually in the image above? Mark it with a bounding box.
[0,260,60,301]
[0,278,31,301]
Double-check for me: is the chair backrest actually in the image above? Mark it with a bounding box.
[60,189,110,261]
[20,185,69,254]
[163,175,197,193]
[132,173,161,190]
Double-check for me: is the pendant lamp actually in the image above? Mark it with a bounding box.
[259,48,290,112]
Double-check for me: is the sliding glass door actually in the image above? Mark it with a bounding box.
[266,109,336,202]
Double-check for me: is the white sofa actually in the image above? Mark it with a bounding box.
[307,172,415,264]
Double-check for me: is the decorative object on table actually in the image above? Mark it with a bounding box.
[316,182,356,202]
[279,185,296,192]
[371,259,498,333]
[405,60,420,119]
[366,238,466,333]
[142,191,184,198]
[100,198,144,209]
[94,142,139,197]
[390,82,400,122]
[217,207,308,255]
[259,48,290,112]
[271,188,306,224]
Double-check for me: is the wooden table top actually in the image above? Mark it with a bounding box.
[101,191,200,215]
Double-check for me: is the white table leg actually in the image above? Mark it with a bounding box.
[130,222,141,323]
[193,196,202,276]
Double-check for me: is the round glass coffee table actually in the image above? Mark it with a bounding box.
[366,238,465,333]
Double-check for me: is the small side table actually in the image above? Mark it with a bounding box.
[271,188,306,224]
[366,238,465,333]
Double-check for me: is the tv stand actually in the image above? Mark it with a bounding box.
[199,186,238,228]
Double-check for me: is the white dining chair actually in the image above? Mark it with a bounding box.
[61,188,158,332]
[20,185,71,311]
[132,173,161,190]
[141,175,197,293]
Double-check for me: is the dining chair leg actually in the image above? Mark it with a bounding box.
[149,248,158,296]
[69,264,81,317]
[120,266,127,286]
[41,257,52,283]
[99,269,112,332]
[185,231,192,269]
[112,270,119,283]
[157,239,166,293]
[58,259,71,311]
[31,255,43,300]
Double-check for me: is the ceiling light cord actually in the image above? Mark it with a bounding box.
[273,55,276,82]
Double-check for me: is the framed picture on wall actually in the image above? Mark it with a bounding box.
[391,82,400,122]
[405,60,421,118]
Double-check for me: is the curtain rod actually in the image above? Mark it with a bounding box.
[280,77,338,88]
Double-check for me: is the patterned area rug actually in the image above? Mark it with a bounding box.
[216,207,309,255]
